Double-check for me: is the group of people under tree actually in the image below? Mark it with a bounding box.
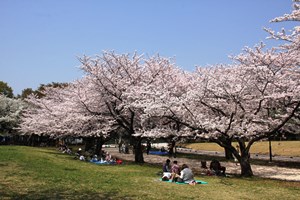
[201,159,226,176]
[74,147,122,164]
[161,158,226,185]
[161,159,198,185]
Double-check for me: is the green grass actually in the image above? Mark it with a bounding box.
[183,141,300,157]
[0,146,300,200]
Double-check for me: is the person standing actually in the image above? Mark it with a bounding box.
[146,140,151,155]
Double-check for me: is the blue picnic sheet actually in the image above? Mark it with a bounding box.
[159,178,208,184]
[90,160,116,165]
[149,151,169,155]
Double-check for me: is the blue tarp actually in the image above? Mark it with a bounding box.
[149,151,169,155]
[90,160,115,165]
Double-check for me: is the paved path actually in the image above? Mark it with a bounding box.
[105,147,300,182]
[176,147,300,162]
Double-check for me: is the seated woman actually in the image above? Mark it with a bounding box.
[161,159,172,181]
[177,164,197,185]
[162,159,171,172]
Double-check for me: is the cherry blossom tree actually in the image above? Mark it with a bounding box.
[196,51,299,176]
[264,0,300,136]
[20,81,114,152]
[20,52,181,161]
[78,51,181,162]
[19,0,299,175]
[136,0,300,176]
[63,78,118,153]
[139,45,299,176]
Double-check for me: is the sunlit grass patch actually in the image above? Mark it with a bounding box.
[0,146,299,200]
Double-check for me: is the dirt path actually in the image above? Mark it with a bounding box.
[105,147,300,182]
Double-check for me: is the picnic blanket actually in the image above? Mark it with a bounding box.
[159,178,208,184]
[90,160,113,164]
[90,160,122,165]
[149,151,169,155]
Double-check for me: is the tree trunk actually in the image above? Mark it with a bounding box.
[118,137,123,153]
[27,134,33,146]
[223,138,234,160]
[133,137,144,163]
[225,147,234,160]
[95,137,105,156]
[27,134,39,146]
[240,153,253,177]
[84,137,95,152]
[168,140,176,158]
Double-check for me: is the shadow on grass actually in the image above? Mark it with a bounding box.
[0,188,136,200]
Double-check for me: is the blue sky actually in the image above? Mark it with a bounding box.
[0,0,295,95]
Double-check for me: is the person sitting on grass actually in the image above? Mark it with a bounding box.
[74,148,83,160]
[91,155,98,162]
[209,159,226,176]
[200,160,212,175]
[163,159,171,172]
[105,152,112,162]
[161,159,172,181]
[79,155,85,161]
[170,160,180,182]
[161,172,172,181]
[177,164,197,185]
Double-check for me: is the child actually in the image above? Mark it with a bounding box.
[170,160,180,182]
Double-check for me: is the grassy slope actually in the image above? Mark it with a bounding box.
[184,141,300,157]
[0,146,299,200]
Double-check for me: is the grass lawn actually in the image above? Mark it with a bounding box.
[183,141,300,157]
[0,146,299,200]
